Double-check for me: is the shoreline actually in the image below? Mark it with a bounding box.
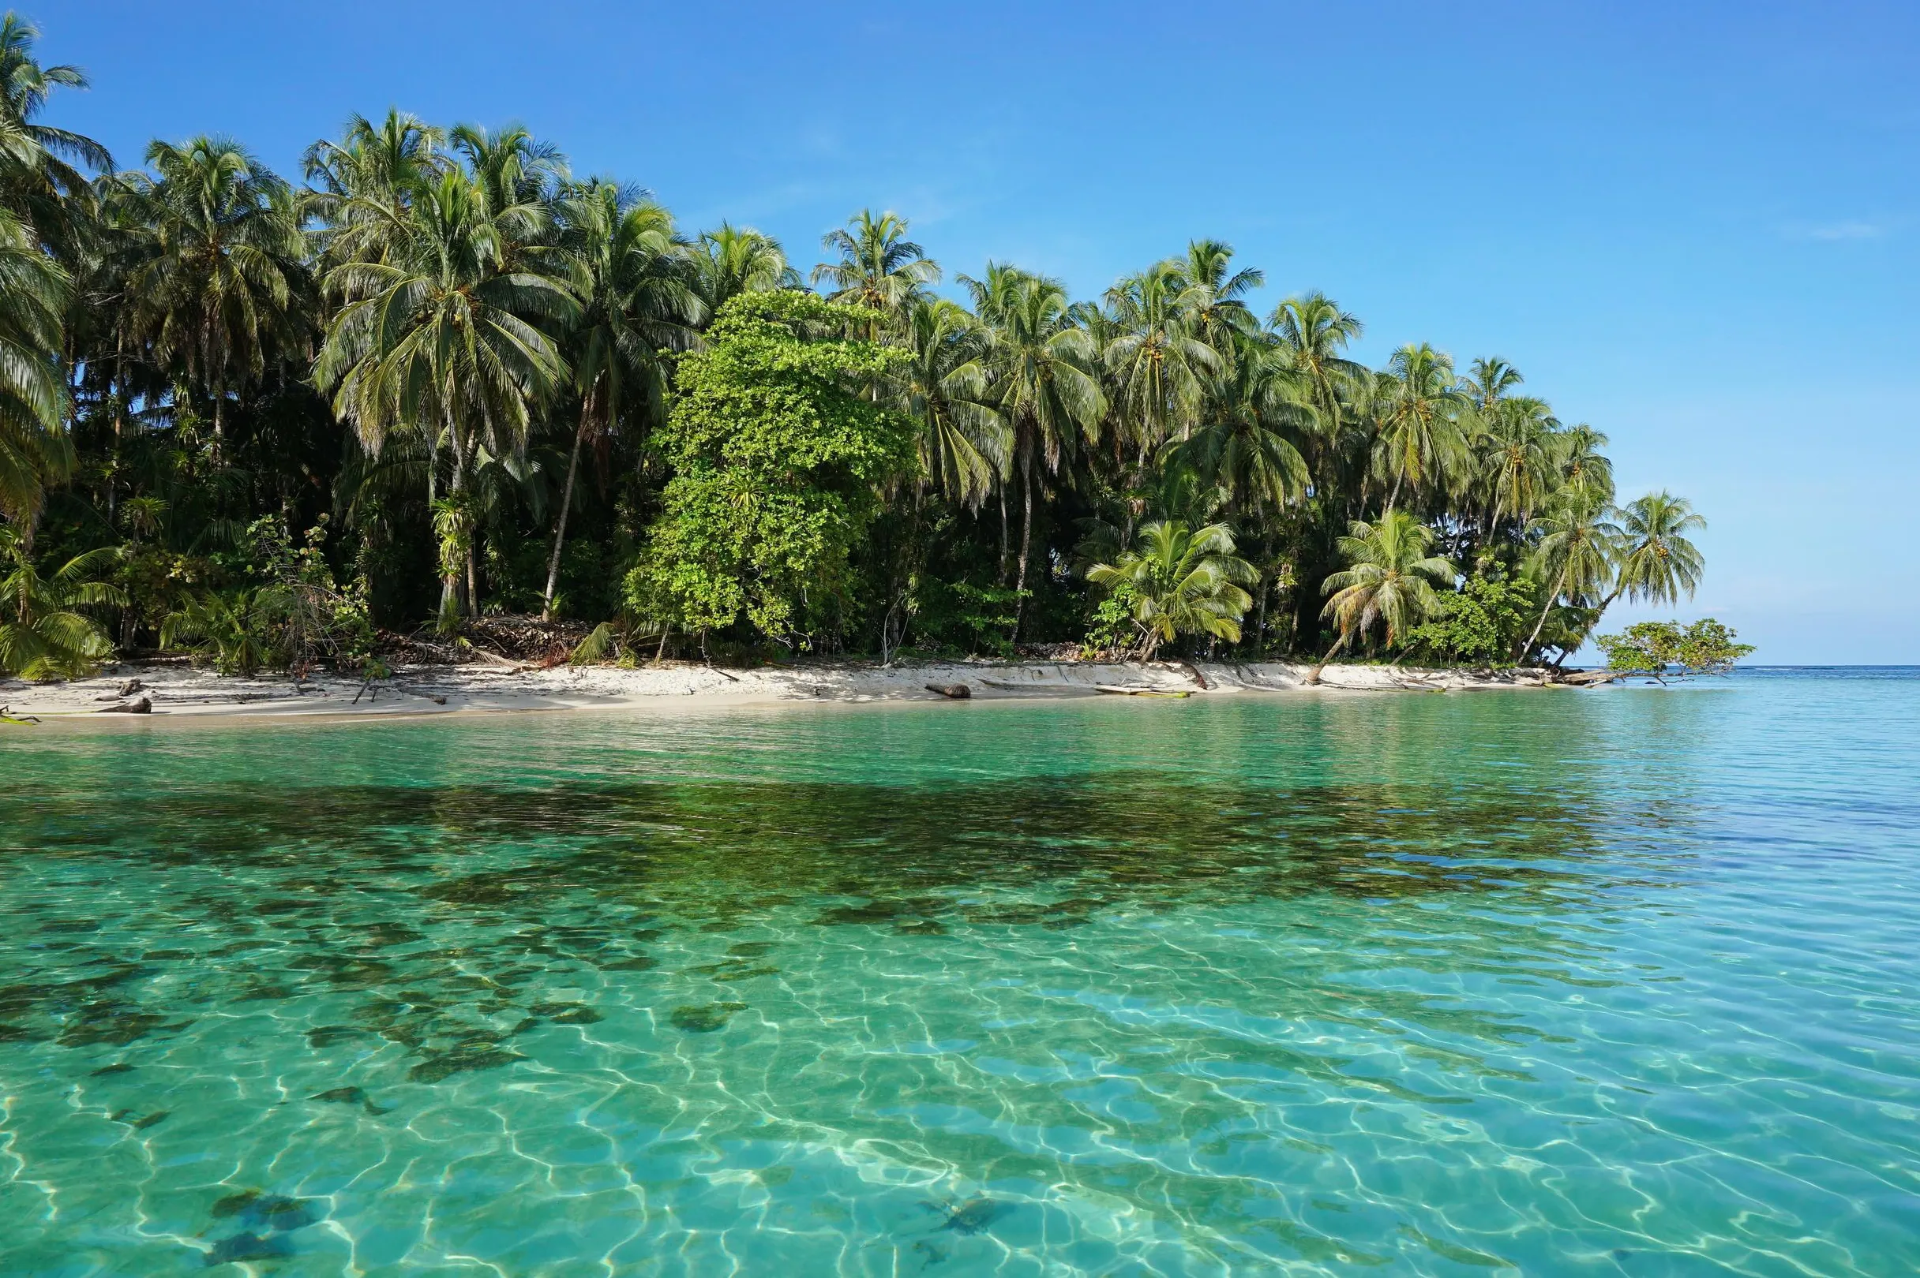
[0,657,1562,725]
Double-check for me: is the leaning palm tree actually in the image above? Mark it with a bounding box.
[0,527,121,678]
[892,297,1008,509]
[1312,510,1455,678]
[0,202,70,535]
[121,136,308,442]
[1372,342,1470,512]
[1606,491,1706,608]
[811,209,938,339]
[693,222,799,316]
[315,169,578,620]
[542,180,702,616]
[964,263,1104,618]
[1518,491,1621,660]
[1087,519,1257,660]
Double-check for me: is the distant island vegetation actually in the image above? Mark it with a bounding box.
[0,13,1742,684]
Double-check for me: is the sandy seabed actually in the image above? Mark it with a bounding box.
[0,656,1560,724]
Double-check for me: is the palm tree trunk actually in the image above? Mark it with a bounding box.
[1304,631,1347,685]
[1011,460,1033,642]
[467,545,480,620]
[997,487,1009,585]
[1519,561,1572,662]
[542,414,587,619]
[1384,470,1403,515]
[440,418,467,622]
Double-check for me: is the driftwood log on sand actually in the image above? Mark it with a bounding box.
[97,696,152,714]
[924,683,971,699]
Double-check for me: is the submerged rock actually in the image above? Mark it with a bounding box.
[669,1002,746,1033]
[407,1044,524,1083]
[210,1189,319,1233]
[205,1231,293,1266]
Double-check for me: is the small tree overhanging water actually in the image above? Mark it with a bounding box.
[1596,619,1754,683]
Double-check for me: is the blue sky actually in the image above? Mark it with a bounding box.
[37,0,1920,662]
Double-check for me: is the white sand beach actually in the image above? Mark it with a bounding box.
[0,657,1560,722]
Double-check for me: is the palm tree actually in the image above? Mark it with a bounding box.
[1087,519,1257,660]
[451,123,566,216]
[315,169,577,620]
[1172,238,1263,350]
[964,263,1104,618]
[1464,356,1524,413]
[1557,423,1615,505]
[1164,329,1309,519]
[0,12,110,252]
[1606,491,1705,608]
[694,222,799,315]
[1476,394,1560,537]
[811,209,938,339]
[893,297,1007,509]
[542,181,702,616]
[1373,342,1469,512]
[121,136,309,443]
[1270,291,1366,439]
[0,527,121,678]
[1103,258,1219,450]
[302,109,447,267]
[1313,510,1455,677]
[1518,491,1621,660]
[0,202,70,535]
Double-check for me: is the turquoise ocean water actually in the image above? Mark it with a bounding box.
[0,669,1915,1276]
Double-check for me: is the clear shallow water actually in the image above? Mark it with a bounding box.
[0,672,1916,1276]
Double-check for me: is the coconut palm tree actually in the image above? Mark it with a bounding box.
[1373,342,1469,512]
[315,169,577,620]
[1172,238,1263,350]
[541,181,702,616]
[1464,356,1524,413]
[964,263,1104,619]
[892,297,1007,509]
[451,123,566,217]
[302,109,447,267]
[0,202,70,534]
[1164,329,1309,519]
[1313,510,1455,677]
[1557,423,1615,505]
[0,527,121,678]
[120,136,309,443]
[1518,491,1621,660]
[1103,258,1219,450]
[811,209,938,339]
[1606,491,1705,608]
[1087,519,1257,659]
[1476,394,1560,537]
[694,222,799,315]
[0,12,109,251]
[1270,291,1366,438]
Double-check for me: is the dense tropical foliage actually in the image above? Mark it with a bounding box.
[0,14,1721,677]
